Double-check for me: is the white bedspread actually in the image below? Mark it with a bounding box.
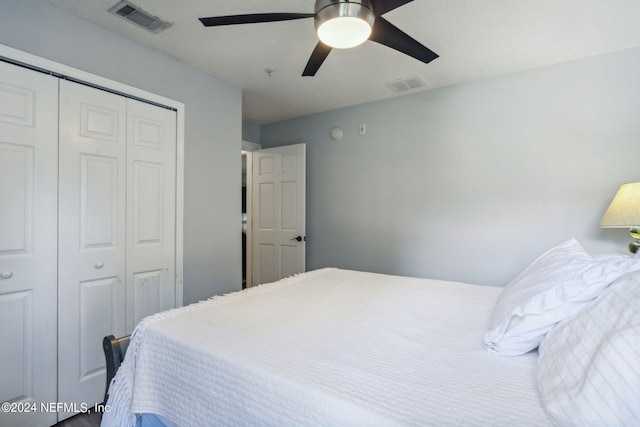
[102,268,551,426]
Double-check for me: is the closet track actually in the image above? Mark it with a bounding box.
[0,55,176,112]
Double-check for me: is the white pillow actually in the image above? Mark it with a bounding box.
[484,239,632,355]
[537,271,640,426]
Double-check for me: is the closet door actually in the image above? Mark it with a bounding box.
[126,100,177,332]
[58,80,127,418]
[0,62,58,427]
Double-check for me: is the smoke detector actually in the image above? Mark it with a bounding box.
[109,1,171,33]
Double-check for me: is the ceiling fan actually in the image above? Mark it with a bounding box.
[199,0,438,76]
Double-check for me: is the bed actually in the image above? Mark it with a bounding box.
[102,239,640,427]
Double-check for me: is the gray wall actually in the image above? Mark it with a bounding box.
[261,47,640,287]
[242,120,261,145]
[1,0,243,304]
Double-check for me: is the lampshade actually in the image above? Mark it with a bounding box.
[315,0,375,49]
[599,183,640,227]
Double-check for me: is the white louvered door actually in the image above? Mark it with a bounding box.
[57,80,128,419]
[0,60,59,427]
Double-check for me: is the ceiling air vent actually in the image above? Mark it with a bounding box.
[109,1,171,33]
[385,75,428,94]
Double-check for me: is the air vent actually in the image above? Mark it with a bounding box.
[385,75,428,94]
[109,1,171,33]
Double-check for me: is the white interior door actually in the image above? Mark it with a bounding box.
[126,99,177,333]
[252,143,306,285]
[0,61,58,427]
[58,80,127,418]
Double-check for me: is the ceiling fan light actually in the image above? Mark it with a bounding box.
[315,0,375,49]
[317,17,372,49]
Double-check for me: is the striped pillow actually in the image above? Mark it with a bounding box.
[537,270,640,426]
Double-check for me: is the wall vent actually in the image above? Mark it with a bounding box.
[109,1,171,33]
[385,75,428,94]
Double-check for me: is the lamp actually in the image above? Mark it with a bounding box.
[314,0,375,49]
[599,182,640,253]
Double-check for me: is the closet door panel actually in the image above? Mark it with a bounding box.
[58,80,127,418]
[0,62,58,427]
[0,143,33,252]
[126,100,176,332]
[79,276,120,376]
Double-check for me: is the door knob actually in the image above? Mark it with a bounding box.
[291,236,305,242]
[1,271,13,279]
[95,262,104,269]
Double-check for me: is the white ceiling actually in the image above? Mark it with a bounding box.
[44,0,640,124]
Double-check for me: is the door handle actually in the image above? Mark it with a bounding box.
[1,271,13,279]
[291,235,306,242]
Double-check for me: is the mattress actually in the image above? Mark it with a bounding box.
[102,268,551,426]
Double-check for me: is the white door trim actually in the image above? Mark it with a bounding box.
[0,43,185,307]
[242,141,261,288]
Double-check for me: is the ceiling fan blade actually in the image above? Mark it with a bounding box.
[369,17,438,64]
[199,13,314,27]
[302,42,333,76]
[373,0,414,16]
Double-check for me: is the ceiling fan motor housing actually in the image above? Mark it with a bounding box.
[314,0,375,26]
